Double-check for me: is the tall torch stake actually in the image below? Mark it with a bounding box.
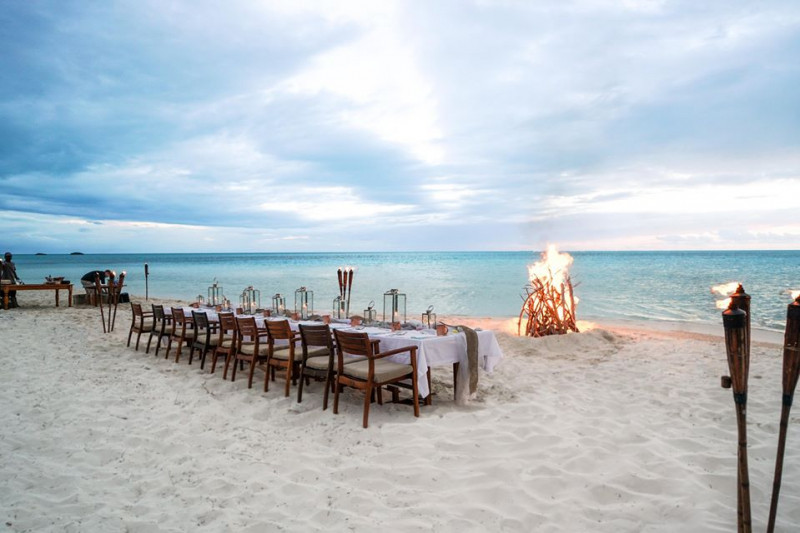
[730,284,750,533]
[766,295,800,532]
[721,300,752,533]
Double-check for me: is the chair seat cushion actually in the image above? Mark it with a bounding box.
[342,359,413,382]
[269,345,294,360]
[238,342,269,356]
[304,355,332,370]
[304,347,329,358]
[219,339,235,348]
[134,320,154,331]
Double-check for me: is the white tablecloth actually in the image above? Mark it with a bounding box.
[172,308,504,399]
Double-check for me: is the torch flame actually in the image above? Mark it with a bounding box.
[711,281,740,296]
[789,289,800,300]
[711,281,740,310]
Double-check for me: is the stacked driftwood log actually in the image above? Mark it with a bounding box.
[518,272,578,337]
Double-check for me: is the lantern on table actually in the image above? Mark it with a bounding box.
[332,296,345,319]
[196,294,205,307]
[363,300,377,324]
[295,286,314,320]
[239,286,261,315]
[422,305,437,329]
[383,289,406,325]
[208,279,223,306]
[272,293,286,315]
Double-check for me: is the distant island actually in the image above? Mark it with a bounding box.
[70,252,84,255]
[35,252,47,255]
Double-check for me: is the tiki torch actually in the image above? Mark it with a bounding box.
[766,295,800,533]
[144,262,149,301]
[721,300,752,533]
[346,267,354,317]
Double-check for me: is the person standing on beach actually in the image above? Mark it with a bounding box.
[1,252,22,308]
[80,269,113,305]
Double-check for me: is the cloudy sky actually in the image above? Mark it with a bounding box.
[1,0,799,253]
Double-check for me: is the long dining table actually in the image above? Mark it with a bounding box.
[169,307,503,400]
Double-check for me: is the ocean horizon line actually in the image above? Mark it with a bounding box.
[14,249,800,256]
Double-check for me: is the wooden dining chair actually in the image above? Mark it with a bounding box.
[263,319,300,397]
[231,316,269,389]
[296,324,337,409]
[332,329,419,428]
[165,307,193,363]
[213,312,237,377]
[127,302,154,351]
[189,311,218,369]
[146,304,172,357]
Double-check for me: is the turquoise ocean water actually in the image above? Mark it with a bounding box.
[10,251,799,331]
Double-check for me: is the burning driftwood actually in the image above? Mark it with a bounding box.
[518,245,579,337]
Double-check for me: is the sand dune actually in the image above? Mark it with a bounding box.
[1,293,799,531]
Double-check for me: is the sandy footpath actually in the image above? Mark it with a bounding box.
[1,293,799,532]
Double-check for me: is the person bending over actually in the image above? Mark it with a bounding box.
[80,269,113,305]
[1,252,22,308]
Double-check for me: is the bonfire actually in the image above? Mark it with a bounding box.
[518,245,579,337]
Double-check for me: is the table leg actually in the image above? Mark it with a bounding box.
[425,367,432,406]
[68,285,73,307]
[2,288,7,310]
[55,288,60,307]
[453,362,460,401]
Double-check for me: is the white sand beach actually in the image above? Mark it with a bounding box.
[2,293,799,532]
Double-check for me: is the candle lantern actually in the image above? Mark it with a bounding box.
[272,293,286,315]
[422,305,437,329]
[207,279,224,306]
[196,294,205,306]
[383,289,407,324]
[363,300,377,324]
[332,296,345,319]
[239,286,261,315]
[295,286,314,320]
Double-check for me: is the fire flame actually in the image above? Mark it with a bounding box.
[526,245,578,321]
[789,289,800,300]
[529,244,574,289]
[711,281,740,310]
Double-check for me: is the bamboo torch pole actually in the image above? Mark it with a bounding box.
[766,295,800,532]
[722,301,752,533]
[346,268,354,318]
[730,284,751,533]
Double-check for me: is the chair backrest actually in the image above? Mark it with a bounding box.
[218,312,236,339]
[192,311,211,343]
[298,324,333,351]
[171,307,188,334]
[131,302,143,318]
[152,304,165,321]
[235,316,258,340]
[192,311,209,329]
[333,329,376,358]
[265,319,293,341]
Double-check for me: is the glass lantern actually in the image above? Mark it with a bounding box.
[239,286,261,315]
[383,289,406,324]
[196,294,205,306]
[332,296,346,319]
[363,300,377,324]
[208,279,223,306]
[422,305,437,328]
[295,286,314,320]
[272,293,286,315]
